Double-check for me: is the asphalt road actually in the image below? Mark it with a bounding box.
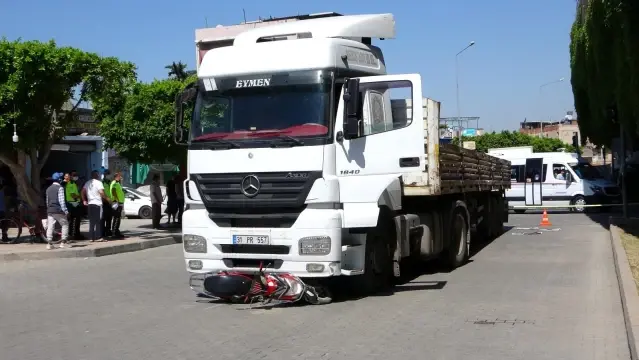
[0,213,630,360]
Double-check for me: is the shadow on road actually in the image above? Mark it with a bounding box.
[191,225,512,308]
[136,223,180,231]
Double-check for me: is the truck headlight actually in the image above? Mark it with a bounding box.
[184,234,207,253]
[299,236,331,255]
[590,185,603,193]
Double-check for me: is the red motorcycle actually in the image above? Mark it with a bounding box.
[189,263,332,308]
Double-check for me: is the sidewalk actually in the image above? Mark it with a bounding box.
[0,219,181,262]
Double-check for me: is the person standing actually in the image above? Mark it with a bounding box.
[65,171,84,240]
[101,169,113,238]
[175,174,185,225]
[81,170,111,242]
[110,172,125,238]
[45,173,69,250]
[165,176,177,224]
[0,179,9,242]
[150,174,163,229]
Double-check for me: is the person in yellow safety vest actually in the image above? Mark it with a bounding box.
[101,170,114,238]
[64,171,84,240]
[109,172,126,238]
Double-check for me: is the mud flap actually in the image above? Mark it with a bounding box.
[392,214,420,278]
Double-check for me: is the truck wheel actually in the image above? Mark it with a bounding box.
[354,219,394,295]
[446,210,469,269]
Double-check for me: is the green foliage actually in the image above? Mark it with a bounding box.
[165,61,195,81]
[569,0,639,146]
[0,38,136,206]
[99,78,189,163]
[453,131,579,153]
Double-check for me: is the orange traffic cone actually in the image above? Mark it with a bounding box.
[540,210,552,227]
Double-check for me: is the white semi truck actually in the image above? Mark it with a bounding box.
[176,13,511,295]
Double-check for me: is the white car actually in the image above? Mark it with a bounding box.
[122,187,167,219]
[135,185,167,198]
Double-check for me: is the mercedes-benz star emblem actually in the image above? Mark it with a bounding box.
[240,175,261,198]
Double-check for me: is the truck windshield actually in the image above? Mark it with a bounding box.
[570,163,603,180]
[190,82,331,144]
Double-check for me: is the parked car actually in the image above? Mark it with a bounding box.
[135,185,166,198]
[122,187,166,219]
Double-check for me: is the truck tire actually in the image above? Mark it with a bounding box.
[354,216,394,295]
[446,208,470,269]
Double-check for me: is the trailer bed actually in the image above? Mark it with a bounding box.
[403,144,511,196]
[393,97,511,196]
[437,143,511,194]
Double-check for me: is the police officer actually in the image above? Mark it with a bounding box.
[65,171,84,240]
[110,172,125,238]
[101,169,113,238]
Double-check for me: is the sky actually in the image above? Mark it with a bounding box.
[0,0,576,132]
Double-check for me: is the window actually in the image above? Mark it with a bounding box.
[359,80,412,136]
[511,165,526,183]
[190,70,332,147]
[570,162,602,180]
[524,164,547,182]
[552,164,569,180]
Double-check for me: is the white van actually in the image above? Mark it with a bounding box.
[488,146,620,213]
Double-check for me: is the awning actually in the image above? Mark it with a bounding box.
[51,143,96,152]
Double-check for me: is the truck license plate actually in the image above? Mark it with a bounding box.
[232,235,270,245]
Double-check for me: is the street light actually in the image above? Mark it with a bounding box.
[456,41,475,119]
[538,77,565,136]
[539,77,564,92]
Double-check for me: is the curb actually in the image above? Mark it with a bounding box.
[1,235,181,262]
[610,217,639,360]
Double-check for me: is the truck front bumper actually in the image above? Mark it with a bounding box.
[182,208,349,278]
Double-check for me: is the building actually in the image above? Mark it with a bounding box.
[518,112,581,145]
[34,102,108,182]
[519,111,612,166]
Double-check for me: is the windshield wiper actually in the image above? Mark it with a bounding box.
[269,135,304,147]
[203,139,240,149]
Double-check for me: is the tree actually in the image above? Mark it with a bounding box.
[98,78,192,164]
[0,39,136,208]
[453,131,579,153]
[165,61,195,81]
[570,0,639,146]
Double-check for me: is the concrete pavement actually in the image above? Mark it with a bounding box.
[0,213,630,360]
[0,219,180,261]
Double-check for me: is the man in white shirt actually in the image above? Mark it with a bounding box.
[81,170,112,242]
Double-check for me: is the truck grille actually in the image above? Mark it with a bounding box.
[190,171,322,227]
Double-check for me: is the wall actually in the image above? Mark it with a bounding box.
[519,123,581,144]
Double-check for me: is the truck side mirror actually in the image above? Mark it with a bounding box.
[174,84,198,145]
[342,78,362,139]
